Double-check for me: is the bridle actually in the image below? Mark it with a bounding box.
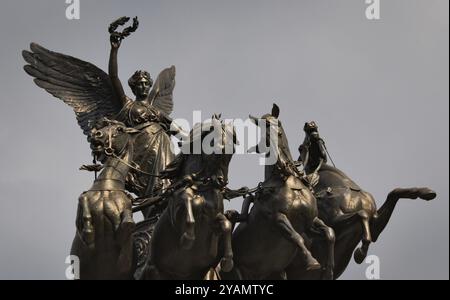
[266,121,303,179]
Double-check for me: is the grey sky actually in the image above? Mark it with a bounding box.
[0,0,448,279]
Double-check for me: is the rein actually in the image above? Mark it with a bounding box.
[110,152,162,178]
[132,173,238,213]
[322,141,336,168]
[303,137,337,169]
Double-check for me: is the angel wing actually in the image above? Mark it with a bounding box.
[149,65,176,116]
[22,43,122,137]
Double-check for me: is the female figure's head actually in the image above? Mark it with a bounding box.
[128,70,153,101]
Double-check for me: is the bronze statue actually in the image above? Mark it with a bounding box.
[71,119,140,280]
[23,16,437,280]
[224,105,336,280]
[22,17,179,278]
[108,17,176,211]
[22,16,177,211]
[143,116,238,280]
[285,121,437,279]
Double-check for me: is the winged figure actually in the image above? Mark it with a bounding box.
[22,17,177,217]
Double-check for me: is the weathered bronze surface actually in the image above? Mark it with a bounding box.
[222,105,335,280]
[23,16,176,214]
[143,116,238,280]
[71,119,139,280]
[23,17,436,280]
[285,122,437,279]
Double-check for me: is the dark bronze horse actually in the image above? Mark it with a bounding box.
[71,119,140,280]
[225,105,335,280]
[144,115,238,279]
[286,121,437,279]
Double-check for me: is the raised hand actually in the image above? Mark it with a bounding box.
[110,32,122,49]
[109,16,139,49]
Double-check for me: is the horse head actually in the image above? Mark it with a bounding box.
[89,118,140,163]
[249,104,299,178]
[177,114,239,184]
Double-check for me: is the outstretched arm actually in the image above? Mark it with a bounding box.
[109,34,127,106]
[107,17,139,107]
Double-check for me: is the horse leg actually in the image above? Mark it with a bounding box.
[274,212,321,270]
[107,194,134,246]
[312,218,335,279]
[215,213,234,272]
[328,210,372,264]
[180,196,196,250]
[238,195,254,222]
[116,209,136,279]
[353,211,372,264]
[117,209,135,245]
[225,195,254,231]
[333,224,364,279]
[78,194,95,249]
[371,187,436,242]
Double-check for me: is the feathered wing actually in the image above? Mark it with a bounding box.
[149,65,176,116]
[22,43,122,137]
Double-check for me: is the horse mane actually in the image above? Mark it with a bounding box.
[165,118,236,180]
[269,121,300,179]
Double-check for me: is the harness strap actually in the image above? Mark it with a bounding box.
[111,152,161,178]
[322,141,337,168]
[90,179,126,191]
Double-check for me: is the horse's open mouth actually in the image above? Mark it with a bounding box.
[90,141,105,155]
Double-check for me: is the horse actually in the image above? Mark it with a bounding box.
[225,104,336,280]
[143,115,239,280]
[286,121,437,279]
[70,119,141,280]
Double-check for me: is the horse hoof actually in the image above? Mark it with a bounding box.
[354,248,367,264]
[419,188,437,201]
[180,233,195,250]
[220,257,234,273]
